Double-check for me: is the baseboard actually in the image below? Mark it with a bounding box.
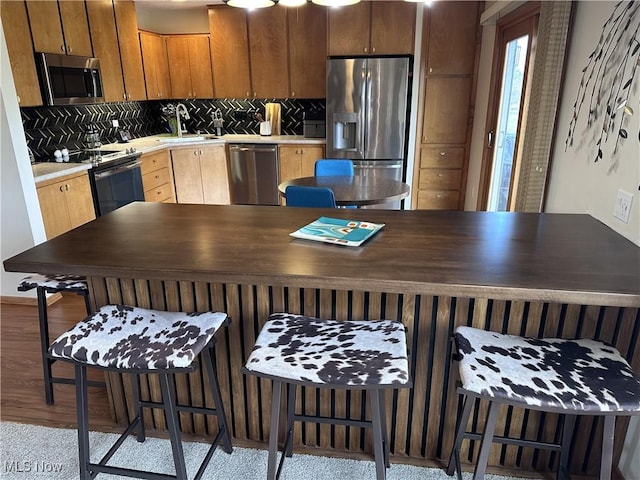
[0,292,62,307]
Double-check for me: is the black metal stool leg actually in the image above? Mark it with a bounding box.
[600,416,615,480]
[75,364,91,480]
[81,289,92,315]
[160,373,188,480]
[370,389,387,480]
[285,383,296,457]
[447,393,474,477]
[557,414,575,480]
[473,401,500,480]
[377,389,390,468]
[202,345,233,454]
[36,287,55,405]
[267,380,283,480]
[131,373,146,442]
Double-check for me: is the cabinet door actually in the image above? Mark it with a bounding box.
[87,0,126,102]
[58,1,92,56]
[288,4,326,99]
[171,149,205,204]
[422,77,472,144]
[426,1,479,75]
[209,6,251,99]
[166,36,193,99]
[328,2,370,56]
[26,1,65,54]
[188,36,214,99]
[370,2,415,55]
[0,1,42,106]
[200,146,230,205]
[37,182,71,239]
[65,174,96,229]
[248,8,288,98]
[300,145,324,177]
[140,31,171,99]
[114,0,147,101]
[278,146,303,185]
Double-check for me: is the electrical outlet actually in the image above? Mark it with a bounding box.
[112,119,119,128]
[613,189,633,223]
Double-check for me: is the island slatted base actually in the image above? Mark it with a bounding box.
[89,276,639,479]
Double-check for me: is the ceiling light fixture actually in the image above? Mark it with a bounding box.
[310,0,361,6]
[223,0,277,8]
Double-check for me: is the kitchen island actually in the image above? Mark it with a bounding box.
[4,203,639,478]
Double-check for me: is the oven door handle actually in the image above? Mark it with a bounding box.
[93,160,142,180]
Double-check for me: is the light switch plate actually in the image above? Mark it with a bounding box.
[613,189,633,223]
[112,119,119,128]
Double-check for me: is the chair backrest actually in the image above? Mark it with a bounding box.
[285,185,336,208]
[314,159,354,177]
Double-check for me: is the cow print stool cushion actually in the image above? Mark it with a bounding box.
[50,305,229,370]
[455,326,640,413]
[245,313,410,387]
[18,273,88,292]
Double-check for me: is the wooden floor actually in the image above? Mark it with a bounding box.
[1,293,116,432]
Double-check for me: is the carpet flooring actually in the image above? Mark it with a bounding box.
[0,421,530,480]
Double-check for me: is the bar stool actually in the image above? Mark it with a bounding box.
[447,326,640,480]
[18,273,99,405]
[244,313,411,480]
[49,304,233,480]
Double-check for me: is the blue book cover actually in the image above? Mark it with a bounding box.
[290,217,385,247]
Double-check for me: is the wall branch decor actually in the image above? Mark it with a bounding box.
[565,1,639,168]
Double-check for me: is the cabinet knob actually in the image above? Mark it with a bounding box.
[372,47,376,53]
[439,151,446,156]
[363,47,368,53]
[60,185,65,192]
[67,45,72,53]
[123,93,127,100]
[17,95,20,104]
[193,151,198,156]
[291,91,295,97]
[60,44,65,53]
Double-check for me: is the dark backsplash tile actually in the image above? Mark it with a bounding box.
[22,98,326,159]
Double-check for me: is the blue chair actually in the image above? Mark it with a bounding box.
[314,159,354,177]
[285,185,336,208]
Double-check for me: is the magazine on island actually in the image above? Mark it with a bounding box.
[290,217,385,247]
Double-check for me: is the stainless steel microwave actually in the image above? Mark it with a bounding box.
[36,52,104,106]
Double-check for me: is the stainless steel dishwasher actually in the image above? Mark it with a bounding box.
[229,144,280,205]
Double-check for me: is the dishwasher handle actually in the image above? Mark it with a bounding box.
[229,144,277,153]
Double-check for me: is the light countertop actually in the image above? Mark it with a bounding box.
[32,134,325,183]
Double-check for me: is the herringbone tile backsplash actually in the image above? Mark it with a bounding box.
[23,98,325,159]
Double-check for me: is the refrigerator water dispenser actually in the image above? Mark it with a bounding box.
[332,113,358,151]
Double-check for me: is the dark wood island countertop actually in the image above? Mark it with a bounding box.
[4,203,639,478]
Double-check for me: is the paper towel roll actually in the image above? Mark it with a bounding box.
[265,103,281,135]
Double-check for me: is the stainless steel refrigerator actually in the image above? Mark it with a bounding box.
[326,56,411,207]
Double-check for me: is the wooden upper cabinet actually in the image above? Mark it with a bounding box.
[114,0,147,101]
[209,6,251,99]
[422,77,472,145]
[288,4,327,99]
[27,1,92,56]
[166,35,214,99]
[86,0,126,103]
[328,3,370,56]
[140,31,171,100]
[248,8,288,98]
[370,2,416,55]
[329,1,415,56]
[426,1,480,75]
[0,1,42,106]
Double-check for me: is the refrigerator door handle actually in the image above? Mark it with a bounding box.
[361,64,369,158]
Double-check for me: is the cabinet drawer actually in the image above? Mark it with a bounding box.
[418,169,462,190]
[141,150,171,176]
[420,147,464,169]
[144,182,175,203]
[416,190,460,210]
[143,167,172,191]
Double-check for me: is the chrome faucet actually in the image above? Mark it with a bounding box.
[175,103,190,138]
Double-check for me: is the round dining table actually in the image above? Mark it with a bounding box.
[278,175,410,207]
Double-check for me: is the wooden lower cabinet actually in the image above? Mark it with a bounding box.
[141,150,175,203]
[36,171,96,239]
[415,146,465,210]
[278,144,324,206]
[171,145,230,205]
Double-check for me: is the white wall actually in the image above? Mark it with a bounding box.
[0,23,46,299]
[546,1,640,246]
